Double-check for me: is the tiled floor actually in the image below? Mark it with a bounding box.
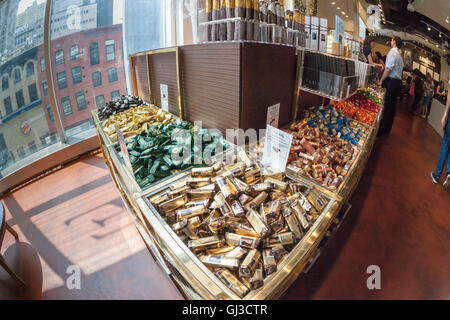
[1,102,449,299]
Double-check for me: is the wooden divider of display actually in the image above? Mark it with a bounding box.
[130,42,298,137]
[129,47,185,119]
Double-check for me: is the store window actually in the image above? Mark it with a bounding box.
[95,95,105,107]
[26,62,35,77]
[28,83,38,102]
[47,104,54,122]
[106,40,115,61]
[57,71,67,89]
[111,90,120,100]
[55,50,64,66]
[72,66,82,84]
[70,45,80,60]
[40,56,45,72]
[92,71,102,87]
[89,43,99,65]
[42,80,48,96]
[1,77,8,91]
[14,69,21,83]
[4,97,12,115]
[16,90,25,109]
[28,141,37,154]
[17,147,26,159]
[108,67,117,83]
[75,92,86,110]
[61,96,72,116]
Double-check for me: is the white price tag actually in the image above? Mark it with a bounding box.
[261,125,293,172]
[160,84,169,112]
[266,103,280,128]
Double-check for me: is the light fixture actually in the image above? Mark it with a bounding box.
[331,1,335,5]
[439,33,442,38]
[341,11,345,15]
[446,16,449,24]
[427,25,431,31]
[337,7,340,10]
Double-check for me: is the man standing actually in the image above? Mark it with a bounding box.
[378,36,404,136]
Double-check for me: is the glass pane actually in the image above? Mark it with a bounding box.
[0,0,61,178]
[49,0,130,140]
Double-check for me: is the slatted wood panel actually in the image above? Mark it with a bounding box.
[133,55,151,103]
[181,43,241,135]
[241,42,297,131]
[149,52,180,117]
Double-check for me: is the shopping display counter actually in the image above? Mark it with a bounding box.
[92,43,385,300]
[428,98,446,138]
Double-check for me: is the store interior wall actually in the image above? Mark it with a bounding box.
[317,0,358,35]
[441,57,450,88]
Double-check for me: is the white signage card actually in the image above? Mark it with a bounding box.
[262,125,293,172]
[160,84,169,111]
[266,103,280,128]
[335,15,345,44]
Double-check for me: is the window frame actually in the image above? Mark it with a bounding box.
[46,104,54,122]
[16,90,25,109]
[89,42,99,65]
[75,91,87,111]
[55,49,65,66]
[95,94,105,108]
[71,66,82,85]
[14,68,21,84]
[28,83,39,102]
[1,76,8,91]
[92,71,102,87]
[57,71,67,90]
[26,62,35,77]
[4,97,13,115]
[107,67,118,83]
[70,45,80,60]
[105,40,115,62]
[61,96,72,116]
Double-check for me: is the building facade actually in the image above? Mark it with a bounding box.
[0,47,50,167]
[37,23,126,135]
[0,0,19,64]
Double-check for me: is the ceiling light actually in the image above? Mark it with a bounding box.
[439,33,442,38]
[446,16,449,23]
[331,1,335,5]
[337,7,340,10]
[341,11,345,15]
[427,25,431,31]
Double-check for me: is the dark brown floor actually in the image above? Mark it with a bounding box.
[1,101,449,300]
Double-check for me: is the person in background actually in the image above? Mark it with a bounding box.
[436,80,446,99]
[375,51,385,69]
[411,69,424,115]
[421,73,434,119]
[378,36,404,136]
[431,88,450,189]
[363,36,385,70]
[408,69,418,114]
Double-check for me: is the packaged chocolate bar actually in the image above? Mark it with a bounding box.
[192,167,215,177]
[264,232,294,247]
[239,249,261,278]
[159,194,188,213]
[230,221,259,237]
[219,0,227,41]
[262,249,277,275]
[249,262,264,290]
[231,200,245,217]
[215,268,250,298]
[225,232,261,249]
[188,235,225,252]
[282,206,303,239]
[212,0,220,41]
[245,191,268,210]
[201,254,240,269]
[246,209,270,237]
[224,246,248,259]
[206,0,213,41]
[235,0,246,40]
[207,245,236,255]
[177,204,208,220]
[226,0,235,41]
